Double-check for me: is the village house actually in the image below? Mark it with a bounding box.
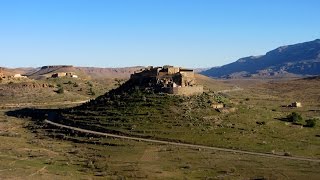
[52,73,67,78]
[51,72,77,78]
[13,74,27,78]
[291,102,302,108]
[211,103,224,109]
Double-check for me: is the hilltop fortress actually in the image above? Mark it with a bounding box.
[130,65,203,96]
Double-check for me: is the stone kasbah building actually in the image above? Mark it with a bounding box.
[130,65,203,96]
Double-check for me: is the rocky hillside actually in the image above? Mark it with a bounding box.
[202,39,320,78]
[0,67,35,77]
[27,65,74,76]
[26,65,144,80]
[79,66,144,79]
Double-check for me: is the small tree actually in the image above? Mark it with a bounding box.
[305,119,317,127]
[287,112,303,123]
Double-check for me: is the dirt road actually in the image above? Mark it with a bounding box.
[44,119,320,163]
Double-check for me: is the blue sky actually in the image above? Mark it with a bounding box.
[1,0,320,68]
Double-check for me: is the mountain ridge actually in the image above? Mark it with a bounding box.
[202,39,320,78]
[20,65,144,80]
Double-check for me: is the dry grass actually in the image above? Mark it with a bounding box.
[0,77,320,179]
[0,111,319,179]
[0,77,116,106]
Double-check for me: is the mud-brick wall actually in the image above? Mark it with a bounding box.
[169,86,203,96]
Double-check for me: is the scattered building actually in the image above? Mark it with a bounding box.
[13,74,27,78]
[211,103,224,109]
[130,65,203,96]
[52,73,66,78]
[283,102,303,108]
[291,102,302,108]
[51,72,77,78]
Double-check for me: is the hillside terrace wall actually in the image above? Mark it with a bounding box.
[165,86,203,96]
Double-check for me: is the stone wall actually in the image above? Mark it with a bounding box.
[166,86,203,96]
[167,67,180,74]
[180,71,194,78]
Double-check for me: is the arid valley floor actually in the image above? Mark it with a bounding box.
[0,71,320,179]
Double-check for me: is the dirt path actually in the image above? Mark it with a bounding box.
[44,119,320,163]
[28,165,47,177]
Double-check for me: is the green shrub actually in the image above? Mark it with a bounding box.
[114,78,125,87]
[214,94,229,104]
[73,82,79,87]
[88,88,95,96]
[87,81,93,87]
[305,119,317,127]
[287,112,303,123]
[57,87,64,94]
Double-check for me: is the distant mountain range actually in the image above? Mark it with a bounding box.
[2,39,320,80]
[202,39,320,78]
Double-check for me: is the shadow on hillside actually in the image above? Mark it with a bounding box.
[274,117,291,122]
[5,108,122,146]
[5,108,62,123]
[274,117,305,126]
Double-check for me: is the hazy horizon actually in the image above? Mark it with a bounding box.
[1,0,320,68]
